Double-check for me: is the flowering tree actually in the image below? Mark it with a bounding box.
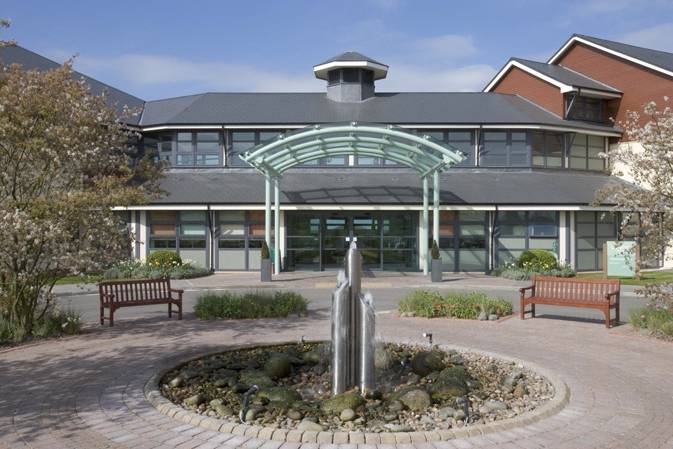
[0,28,164,338]
[599,98,673,306]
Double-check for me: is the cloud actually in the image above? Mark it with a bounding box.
[67,53,324,94]
[411,34,478,60]
[378,63,497,92]
[621,22,673,52]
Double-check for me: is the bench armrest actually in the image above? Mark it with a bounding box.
[519,285,535,294]
[170,288,184,296]
[605,290,620,301]
[100,293,115,303]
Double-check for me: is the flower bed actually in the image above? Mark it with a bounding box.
[398,291,512,320]
[194,291,309,320]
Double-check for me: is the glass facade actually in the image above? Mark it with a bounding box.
[570,134,605,171]
[149,211,207,267]
[576,211,617,271]
[495,211,559,265]
[479,130,529,167]
[285,212,417,271]
[566,95,604,122]
[431,211,488,272]
[217,210,272,270]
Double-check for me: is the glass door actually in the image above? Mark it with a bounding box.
[322,216,349,269]
[352,215,381,268]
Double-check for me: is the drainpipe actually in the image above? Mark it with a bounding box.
[207,204,214,272]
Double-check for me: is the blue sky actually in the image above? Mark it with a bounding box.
[4,0,673,100]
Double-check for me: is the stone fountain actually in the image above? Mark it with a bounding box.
[331,241,375,396]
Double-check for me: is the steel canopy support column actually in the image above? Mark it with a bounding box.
[433,170,440,247]
[265,175,272,249]
[274,177,281,275]
[422,176,429,275]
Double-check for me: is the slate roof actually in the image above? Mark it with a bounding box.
[564,34,673,74]
[316,51,387,67]
[139,92,619,134]
[511,57,621,93]
[151,168,630,206]
[0,45,144,124]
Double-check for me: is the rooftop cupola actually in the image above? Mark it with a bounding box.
[313,51,388,102]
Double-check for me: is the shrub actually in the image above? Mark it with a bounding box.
[430,240,440,260]
[398,290,512,319]
[102,259,211,280]
[147,251,182,270]
[194,291,309,320]
[517,249,559,272]
[0,308,83,345]
[630,301,673,339]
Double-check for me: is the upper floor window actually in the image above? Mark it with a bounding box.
[414,130,475,167]
[479,130,528,167]
[566,95,604,123]
[569,134,605,171]
[143,131,222,167]
[530,131,564,168]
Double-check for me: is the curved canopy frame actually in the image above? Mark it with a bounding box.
[239,122,466,277]
[241,122,465,177]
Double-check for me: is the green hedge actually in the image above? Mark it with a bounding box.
[194,291,309,320]
[147,250,182,269]
[102,259,211,280]
[517,249,558,271]
[398,290,512,319]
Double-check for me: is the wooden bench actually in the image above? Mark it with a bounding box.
[99,278,184,327]
[519,276,620,328]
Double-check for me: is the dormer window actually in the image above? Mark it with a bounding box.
[566,95,604,123]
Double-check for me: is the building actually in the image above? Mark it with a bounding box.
[2,35,672,273]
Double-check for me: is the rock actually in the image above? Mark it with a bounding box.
[410,351,445,377]
[513,384,526,398]
[383,414,397,422]
[184,394,205,407]
[180,368,199,380]
[245,407,260,421]
[448,351,465,365]
[503,370,523,388]
[437,366,468,384]
[302,349,321,365]
[478,405,490,415]
[374,347,396,370]
[398,388,431,411]
[438,406,457,419]
[287,409,303,420]
[264,354,292,379]
[484,399,507,412]
[239,370,274,388]
[478,311,488,321]
[321,392,365,414]
[213,404,233,417]
[340,408,356,422]
[209,399,223,407]
[297,420,324,432]
[453,409,466,420]
[257,387,301,406]
[488,314,498,321]
[420,415,435,425]
[429,367,468,402]
[387,400,404,412]
[168,376,184,388]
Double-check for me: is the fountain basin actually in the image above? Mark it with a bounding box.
[145,341,569,443]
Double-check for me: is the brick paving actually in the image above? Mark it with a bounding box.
[1,313,673,449]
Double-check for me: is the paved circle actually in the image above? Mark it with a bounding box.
[1,312,672,449]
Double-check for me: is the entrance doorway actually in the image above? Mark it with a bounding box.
[286,211,417,271]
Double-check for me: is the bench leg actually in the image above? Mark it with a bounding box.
[520,298,525,320]
[531,303,535,318]
[604,308,611,328]
[615,304,620,324]
[109,306,114,327]
[178,301,182,320]
[168,303,172,318]
[100,305,104,326]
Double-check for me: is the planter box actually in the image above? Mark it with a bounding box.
[260,259,272,282]
[431,259,443,282]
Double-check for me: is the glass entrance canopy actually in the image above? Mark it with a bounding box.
[240,122,466,276]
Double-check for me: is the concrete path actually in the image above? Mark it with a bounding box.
[1,310,672,449]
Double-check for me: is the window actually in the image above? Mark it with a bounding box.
[567,96,603,122]
[362,70,374,85]
[217,211,273,270]
[228,131,283,167]
[429,211,487,272]
[342,68,359,83]
[576,211,616,271]
[328,70,340,85]
[143,133,173,163]
[531,131,564,168]
[195,132,221,166]
[495,211,559,265]
[176,132,194,166]
[150,211,177,250]
[413,130,475,167]
[479,131,529,167]
[570,134,605,171]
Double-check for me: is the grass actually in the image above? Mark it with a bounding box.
[398,290,513,320]
[576,269,673,286]
[194,291,309,320]
[54,275,102,285]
